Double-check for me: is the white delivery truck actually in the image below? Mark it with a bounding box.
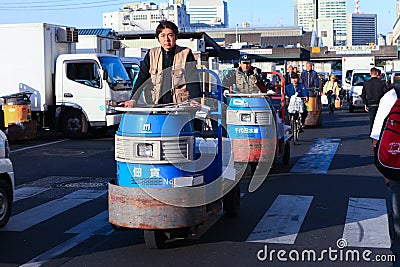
[0,23,132,138]
[342,56,375,92]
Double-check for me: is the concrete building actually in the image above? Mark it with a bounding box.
[295,0,317,32]
[103,1,190,32]
[317,18,334,46]
[392,1,400,45]
[186,0,228,27]
[295,0,346,46]
[346,13,377,46]
[378,34,387,46]
[317,0,346,46]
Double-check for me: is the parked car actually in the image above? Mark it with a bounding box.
[0,130,14,227]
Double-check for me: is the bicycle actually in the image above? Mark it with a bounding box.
[287,95,306,144]
[289,111,302,144]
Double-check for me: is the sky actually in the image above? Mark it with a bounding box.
[0,0,395,35]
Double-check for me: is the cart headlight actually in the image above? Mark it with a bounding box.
[240,113,251,122]
[137,143,153,157]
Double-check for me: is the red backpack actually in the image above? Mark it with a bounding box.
[374,87,400,180]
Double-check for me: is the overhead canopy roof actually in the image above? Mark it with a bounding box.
[116,31,240,60]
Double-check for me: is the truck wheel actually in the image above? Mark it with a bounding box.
[223,184,240,218]
[283,143,290,165]
[144,230,168,249]
[0,179,12,228]
[61,110,88,139]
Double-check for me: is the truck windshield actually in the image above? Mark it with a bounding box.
[99,56,131,84]
[352,73,370,86]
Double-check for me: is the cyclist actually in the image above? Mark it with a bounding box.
[285,72,309,127]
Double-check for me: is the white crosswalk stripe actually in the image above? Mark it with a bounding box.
[2,189,106,232]
[21,211,113,267]
[247,195,314,244]
[342,198,391,248]
[13,186,50,202]
[246,194,392,249]
[3,185,394,266]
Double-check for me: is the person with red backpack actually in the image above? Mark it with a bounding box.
[371,84,400,257]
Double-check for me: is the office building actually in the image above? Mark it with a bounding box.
[317,0,346,46]
[186,0,228,27]
[295,0,346,46]
[295,0,317,32]
[346,13,377,46]
[103,1,190,32]
[392,1,400,44]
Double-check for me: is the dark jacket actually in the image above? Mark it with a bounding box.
[285,83,309,98]
[300,70,319,89]
[361,77,388,106]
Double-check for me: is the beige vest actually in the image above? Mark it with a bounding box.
[146,45,191,104]
[235,67,262,94]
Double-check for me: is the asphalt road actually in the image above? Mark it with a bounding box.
[0,106,396,267]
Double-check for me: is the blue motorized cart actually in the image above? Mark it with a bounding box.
[108,69,241,248]
[224,71,291,174]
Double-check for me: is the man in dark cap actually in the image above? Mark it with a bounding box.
[222,54,270,94]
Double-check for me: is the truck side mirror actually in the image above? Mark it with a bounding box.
[103,69,108,80]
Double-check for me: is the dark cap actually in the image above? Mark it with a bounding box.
[290,72,299,79]
[239,54,251,63]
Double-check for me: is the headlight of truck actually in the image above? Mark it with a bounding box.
[240,113,251,122]
[137,143,153,157]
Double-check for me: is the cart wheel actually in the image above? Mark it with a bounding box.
[223,184,240,218]
[0,179,12,228]
[249,162,258,175]
[283,142,290,165]
[144,230,168,249]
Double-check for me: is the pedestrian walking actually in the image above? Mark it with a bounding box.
[323,74,341,114]
[361,67,388,132]
[299,62,319,92]
[370,85,400,264]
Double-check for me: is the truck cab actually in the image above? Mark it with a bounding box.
[0,130,14,227]
[56,54,132,138]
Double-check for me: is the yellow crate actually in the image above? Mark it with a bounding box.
[3,104,31,127]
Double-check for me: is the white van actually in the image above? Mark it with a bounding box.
[0,130,14,227]
[348,68,386,112]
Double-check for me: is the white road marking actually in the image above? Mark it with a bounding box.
[10,139,68,154]
[342,198,391,248]
[247,195,314,244]
[13,187,50,202]
[20,211,113,267]
[1,189,106,232]
[291,138,340,174]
